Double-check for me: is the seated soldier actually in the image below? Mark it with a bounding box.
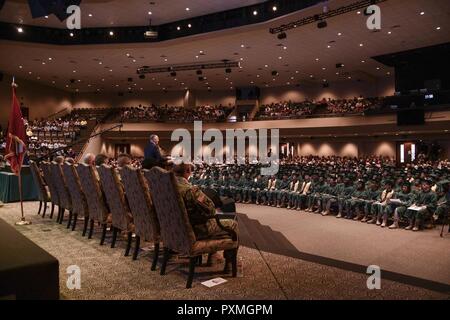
[433,180,449,222]
[348,180,367,220]
[387,182,415,229]
[361,180,381,223]
[173,163,238,240]
[320,176,338,216]
[276,174,290,208]
[404,179,437,231]
[368,180,395,226]
[287,174,300,210]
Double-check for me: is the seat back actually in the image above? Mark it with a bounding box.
[41,162,60,206]
[29,161,49,202]
[76,164,109,223]
[97,165,129,231]
[62,163,88,217]
[144,167,195,255]
[120,165,159,241]
[50,162,72,210]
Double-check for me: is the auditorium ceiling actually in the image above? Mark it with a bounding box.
[0,0,267,27]
[0,0,449,93]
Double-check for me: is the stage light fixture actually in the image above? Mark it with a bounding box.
[271,70,279,76]
[336,63,344,68]
[317,20,327,28]
[277,32,287,40]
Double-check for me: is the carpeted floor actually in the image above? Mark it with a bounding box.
[0,201,449,300]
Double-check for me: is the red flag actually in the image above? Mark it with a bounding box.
[5,83,27,176]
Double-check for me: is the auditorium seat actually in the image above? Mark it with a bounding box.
[29,161,51,217]
[40,162,60,220]
[76,164,111,245]
[144,167,238,288]
[50,162,73,227]
[62,163,89,234]
[97,165,135,252]
[120,165,160,267]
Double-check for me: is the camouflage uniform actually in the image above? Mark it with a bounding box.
[176,176,238,239]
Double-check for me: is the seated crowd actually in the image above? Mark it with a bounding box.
[25,115,87,160]
[255,97,381,120]
[189,155,449,232]
[119,104,234,122]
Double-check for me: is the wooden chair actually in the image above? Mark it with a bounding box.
[50,162,73,227]
[40,162,60,220]
[144,167,238,288]
[76,164,110,245]
[97,165,136,252]
[120,165,160,268]
[29,161,51,217]
[62,163,89,234]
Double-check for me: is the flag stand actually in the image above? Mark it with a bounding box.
[15,166,31,226]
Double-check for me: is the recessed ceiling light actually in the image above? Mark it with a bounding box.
[337,32,342,36]
[186,7,190,11]
[69,32,74,37]
[278,56,282,59]
[199,50,204,54]
[17,27,23,33]
[295,70,299,73]
[327,45,331,48]
[195,55,199,59]
[29,71,32,74]
[99,61,102,65]
[357,11,361,14]
[283,46,287,50]
[322,67,326,70]
[19,65,22,69]
[240,44,245,48]
[72,70,76,73]
[361,60,365,63]
[310,75,314,78]
[315,58,319,61]
[177,26,181,31]
[88,13,93,17]
[109,31,114,36]
[272,6,277,12]
[256,75,260,78]
[48,57,52,61]
[148,11,152,15]
[188,23,192,28]
[388,31,392,34]
[44,15,48,19]
[109,69,113,72]
[436,27,441,30]
[133,59,136,62]
[264,64,268,68]
[164,58,168,62]
[253,10,258,16]
[359,43,364,47]
[42,62,46,65]
[420,11,425,15]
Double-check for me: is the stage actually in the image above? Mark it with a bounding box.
[0,201,448,300]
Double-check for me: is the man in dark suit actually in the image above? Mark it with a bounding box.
[143,134,167,168]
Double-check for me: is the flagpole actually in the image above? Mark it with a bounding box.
[11,77,31,226]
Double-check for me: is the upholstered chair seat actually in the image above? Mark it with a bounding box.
[120,165,160,268]
[144,167,239,288]
[98,165,137,252]
[50,162,73,226]
[40,162,60,220]
[29,161,51,217]
[62,163,89,235]
[76,164,111,245]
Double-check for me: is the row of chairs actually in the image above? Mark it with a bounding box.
[29,161,239,288]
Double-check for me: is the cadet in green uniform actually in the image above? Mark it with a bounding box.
[287,175,300,209]
[433,180,449,221]
[276,174,291,208]
[334,177,355,218]
[404,179,437,231]
[387,182,415,229]
[266,175,278,206]
[368,180,395,225]
[347,180,367,220]
[174,163,238,239]
[320,177,339,216]
[305,175,326,212]
[361,180,381,222]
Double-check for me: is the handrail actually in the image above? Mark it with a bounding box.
[46,107,69,120]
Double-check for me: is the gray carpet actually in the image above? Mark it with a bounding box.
[0,201,449,300]
[237,204,450,288]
